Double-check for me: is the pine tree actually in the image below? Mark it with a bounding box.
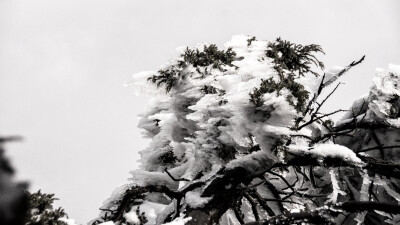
[26,190,71,225]
[0,137,76,225]
[0,136,28,225]
[93,35,400,225]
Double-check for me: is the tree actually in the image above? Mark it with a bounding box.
[26,190,75,225]
[0,136,28,225]
[0,137,76,225]
[92,35,400,225]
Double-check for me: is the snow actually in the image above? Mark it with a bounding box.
[59,218,78,225]
[97,35,400,225]
[220,209,241,225]
[185,191,211,208]
[124,34,307,183]
[124,211,141,224]
[354,211,367,225]
[312,144,363,164]
[385,215,400,225]
[356,64,400,127]
[132,200,167,225]
[129,169,178,190]
[375,180,400,202]
[125,71,161,96]
[326,169,346,203]
[358,170,370,201]
[97,222,115,225]
[288,141,364,165]
[162,216,192,225]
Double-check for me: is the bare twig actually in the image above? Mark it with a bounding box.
[357,145,400,153]
[323,55,365,87]
[164,168,190,182]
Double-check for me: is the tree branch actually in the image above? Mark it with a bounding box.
[244,201,400,225]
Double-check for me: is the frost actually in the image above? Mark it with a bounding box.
[354,211,367,225]
[162,215,192,225]
[326,169,346,203]
[126,71,160,96]
[358,170,370,201]
[129,170,178,189]
[364,64,400,127]
[312,144,363,164]
[385,214,400,225]
[97,222,115,225]
[352,171,370,225]
[185,191,212,208]
[322,66,346,87]
[124,211,141,224]
[219,209,242,225]
[132,200,167,224]
[59,218,78,225]
[375,180,400,202]
[98,35,400,225]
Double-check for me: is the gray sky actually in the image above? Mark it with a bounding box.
[1,0,399,223]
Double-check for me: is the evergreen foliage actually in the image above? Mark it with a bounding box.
[266,37,324,77]
[250,74,310,112]
[389,94,400,118]
[147,45,237,92]
[93,186,148,225]
[131,207,148,225]
[94,35,400,225]
[180,44,236,70]
[246,36,256,46]
[0,136,28,225]
[250,38,324,112]
[26,190,68,225]
[217,144,237,162]
[159,150,178,165]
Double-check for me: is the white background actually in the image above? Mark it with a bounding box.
[1,0,399,223]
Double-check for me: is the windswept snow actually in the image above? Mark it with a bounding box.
[94,34,400,225]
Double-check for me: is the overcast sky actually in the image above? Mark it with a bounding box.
[1,0,399,224]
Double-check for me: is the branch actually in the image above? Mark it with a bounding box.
[297,108,345,130]
[244,201,400,225]
[267,171,296,192]
[295,55,365,128]
[323,55,365,87]
[272,153,400,180]
[357,145,400,153]
[233,201,245,225]
[0,136,23,143]
[248,191,276,216]
[297,82,342,130]
[111,180,205,223]
[164,168,190,182]
[112,185,180,222]
[243,191,260,221]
